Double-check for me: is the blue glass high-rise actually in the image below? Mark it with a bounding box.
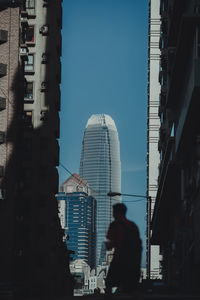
[57,191,96,269]
[79,114,121,265]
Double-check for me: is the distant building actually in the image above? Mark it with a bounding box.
[69,259,91,296]
[58,174,96,269]
[147,0,162,279]
[88,275,97,293]
[79,114,121,265]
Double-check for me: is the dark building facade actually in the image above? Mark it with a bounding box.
[152,0,200,292]
[0,0,72,297]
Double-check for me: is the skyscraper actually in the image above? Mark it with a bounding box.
[79,114,121,265]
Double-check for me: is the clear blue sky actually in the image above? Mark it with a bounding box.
[58,0,148,267]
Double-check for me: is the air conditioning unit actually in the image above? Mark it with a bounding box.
[41,82,48,91]
[20,47,28,54]
[43,0,49,7]
[21,17,28,27]
[40,111,48,121]
[41,53,48,63]
[39,25,49,35]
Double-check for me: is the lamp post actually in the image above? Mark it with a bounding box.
[107,191,152,280]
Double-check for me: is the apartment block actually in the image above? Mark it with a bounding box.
[151,0,200,292]
[0,0,72,297]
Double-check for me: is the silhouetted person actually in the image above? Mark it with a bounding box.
[105,203,142,297]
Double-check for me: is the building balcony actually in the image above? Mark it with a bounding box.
[0,29,8,44]
[21,16,28,28]
[25,25,35,47]
[20,46,29,61]
[23,111,33,129]
[24,53,34,74]
[24,81,34,103]
[20,10,28,18]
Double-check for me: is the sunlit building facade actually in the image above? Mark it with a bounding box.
[147,0,162,279]
[79,114,121,265]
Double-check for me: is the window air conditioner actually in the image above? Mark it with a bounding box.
[39,25,49,35]
[42,53,48,63]
[40,111,48,121]
[41,82,47,91]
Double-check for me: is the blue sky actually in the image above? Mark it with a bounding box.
[58,0,148,266]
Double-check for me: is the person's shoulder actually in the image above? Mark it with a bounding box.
[126,219,139,232]
[109,220,118,229]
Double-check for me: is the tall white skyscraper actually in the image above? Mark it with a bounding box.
[80,114,121,265]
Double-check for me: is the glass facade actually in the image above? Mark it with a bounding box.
[79,114,121,265]
[57,192,96,269]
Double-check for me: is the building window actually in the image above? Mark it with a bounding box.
[23,111,33,128]
[24,82,34,101]
[25,26,35,44]
[24,54,34,72]
[26,0,35,16]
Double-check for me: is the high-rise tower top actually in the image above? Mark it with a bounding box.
[86,114,117,129]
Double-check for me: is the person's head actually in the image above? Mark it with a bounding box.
[113,203,127,219]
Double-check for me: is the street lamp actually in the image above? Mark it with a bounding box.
[107,191,152,280]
